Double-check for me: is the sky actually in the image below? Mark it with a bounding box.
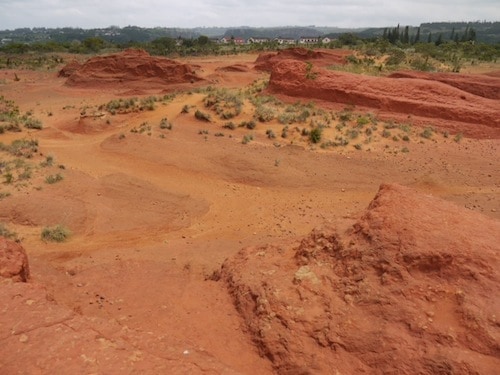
[0,0,498,30]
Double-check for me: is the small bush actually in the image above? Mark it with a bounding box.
[420,127,434,139]
[0,223,18,241]
[244,120,256,130]
[24,118,43,130]
[3,173,14,184]
[41,225,71,242]
[242,134,254,144]
[454,133,463,143]
[45,174,63,184]
[159,117,173,130]
[309,127,323,144]
[254,105,275,122]
[266,130,276,139]
[40,155,54,167]
[223,122,236,130]
[194,110,211,122]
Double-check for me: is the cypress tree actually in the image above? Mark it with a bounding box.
[403,26,410,44]
[427,32,432,43]
[414,27,421,44]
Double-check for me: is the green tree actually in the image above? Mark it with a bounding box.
[413,27,421,44]
[82,37,106,52]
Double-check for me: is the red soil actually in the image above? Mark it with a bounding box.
[268,59,500,138]
[62,49,203,89]
[255,47,350,72]
[389,70,500,100]
[0,50,499,374]
[222,183,500,374]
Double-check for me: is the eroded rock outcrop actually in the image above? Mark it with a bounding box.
[267,59,500,138]
[221,184,500,374]
[255,48,349,72]
[0,237,29,282]
[61,49,203,89]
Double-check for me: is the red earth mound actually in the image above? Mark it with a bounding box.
[389,70,500,100]
[62,49,203,89]
[0,237,30,282]
[255,48,349,72]
[268,59,500,138]
[221,183,500,374]
[57,59,82,78]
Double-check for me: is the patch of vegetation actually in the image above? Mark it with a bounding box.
[305,62,318,80]
[159,117,173,130]
[240,120,256,129]
[0,223,18,241]
[130,122,151,134]
[266,129,276,139]
[242,134,254,144]
[203,88,243,120]
[45,173,64,184]
[99,94,175,115]
[0,96,43,131]
[223,122,236,130]
[454,133,463,143]
[40,155,54,167]
[420,127,434,139]
[194,109,211,122]
[41,225,71,242]
[309,126,323,144]
[254,105,275,122]
[0,139,39,158]
[278,102,312,125]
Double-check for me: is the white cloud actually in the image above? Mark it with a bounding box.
[0,0,498,29]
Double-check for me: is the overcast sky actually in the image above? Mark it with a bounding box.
[0,0,498,30]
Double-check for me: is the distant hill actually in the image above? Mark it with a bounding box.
[0,22,499,45]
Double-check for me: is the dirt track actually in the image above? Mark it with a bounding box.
[0,50,499,374]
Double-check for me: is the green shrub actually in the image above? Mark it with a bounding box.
[41,225,71,242]
[40,155,54,167]
[159,117,173,130]
[223,122,236,130]
[420,127,434,139]
[24,118,43,130]
[195,109,211,122]
[45,173,63,184]
[309,127,323,143]
[266,129,276,139]
[242,134,254,144]
[254,105,275,122]
[0,223,18,241]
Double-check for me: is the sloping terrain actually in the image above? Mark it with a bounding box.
[0,50,499,374]
[255,48,349,72]
[221,184,500,374]
[267,59,500,138]
[62,49,203,89]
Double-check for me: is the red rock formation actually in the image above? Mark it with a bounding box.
[389,70,500,100]
[267,59,500,138]
[255,48,349,72]
[62,49,203,89]
[57,59,82,78]
[0,237,29,282]
[222,184,500,374]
